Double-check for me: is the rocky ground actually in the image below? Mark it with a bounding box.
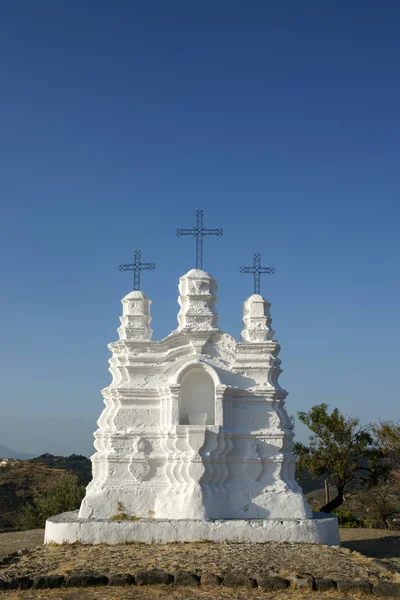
[1,538,395,582]
[0,528,399,599]
[0,531,44,561]
[0,529,400,572]
[0,587,374,599]
[0,532,398,582]
[0,587,375,600]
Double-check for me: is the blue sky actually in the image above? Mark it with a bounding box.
[1,1,399,457]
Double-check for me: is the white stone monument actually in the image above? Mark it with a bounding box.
[45,269,339,544]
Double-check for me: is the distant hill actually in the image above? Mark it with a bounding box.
[0,454,92,532]
[0,445,36,460]
[30,453,92,482]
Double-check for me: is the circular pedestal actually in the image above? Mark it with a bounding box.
[45,511,340,546]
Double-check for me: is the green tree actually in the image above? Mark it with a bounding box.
[372,420,400,469]
[366,420,400,528]
[363,482,400,529]
[296,403,374,513]
[18,471,86,530]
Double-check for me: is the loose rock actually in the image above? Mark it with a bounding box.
[200,572,223,586]
[290,574,315,590]
[315,577,337,591]
[257,574,290,590]
[374,582,400,596]
[174,571,201,586]
[6,576,33,590]
[223,572,257,588]
[65,573,108,587]
[31,575,65,589]
[337,579,372,594]
[135,570,173,586]
[108,573,134,586]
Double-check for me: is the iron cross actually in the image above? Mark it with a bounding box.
[177,209,223,270]
[119,250,156,291]
[240,253,275,295]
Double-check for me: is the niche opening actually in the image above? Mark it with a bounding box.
[179,367,215,425]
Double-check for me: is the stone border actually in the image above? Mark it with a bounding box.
[1,545,399,595]
[1,567,400,595]
[0,548,30,566]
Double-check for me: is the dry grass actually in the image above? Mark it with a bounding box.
[0,587,360,600]
[1,528,399,600]
[0,540,395,585]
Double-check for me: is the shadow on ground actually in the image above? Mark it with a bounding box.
[0,529,44,560]
[341,532,400,571]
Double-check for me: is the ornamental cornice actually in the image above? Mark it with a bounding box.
[94,427,161,436]
[240,393,280,400]
[231,359,278,369]
[96,430,165,439]
[224,429,285,438]
[236,341,279,351]
[102,454,165,463]
[111,359,164,368]
[102,388,161,398]
[224,455,285,464]
[109,331,191,353]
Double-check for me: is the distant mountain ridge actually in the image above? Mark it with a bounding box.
[0,445,37,459]
[30,453,92,481]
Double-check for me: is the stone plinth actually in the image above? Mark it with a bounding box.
[45,511,340,545]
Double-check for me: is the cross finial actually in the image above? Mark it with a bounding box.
[119,250,156,291]
[177,209,223,270]
[240,253,275,295]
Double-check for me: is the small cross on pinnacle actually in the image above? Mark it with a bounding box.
[240,253,275,295]
[119,250,155,291]
[177,209,223,270]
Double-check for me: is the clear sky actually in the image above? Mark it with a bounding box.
[1,1,399,457]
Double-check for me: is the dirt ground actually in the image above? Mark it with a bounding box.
[0,588,367,600]
[0,530,44,561]
[340,528,400,569]
[0,588,369,600]
[0,528,399,600]
[1,528,400,565]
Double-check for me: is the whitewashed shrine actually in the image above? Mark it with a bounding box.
[45,264,339,544]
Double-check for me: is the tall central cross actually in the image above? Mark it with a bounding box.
[240,253,275,295]
[119,250,156,291]
[177,209,223,270]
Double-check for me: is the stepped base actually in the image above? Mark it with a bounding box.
[45,511,340,545]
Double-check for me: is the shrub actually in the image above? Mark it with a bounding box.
[333,509,364,528]
[18,471,85,530]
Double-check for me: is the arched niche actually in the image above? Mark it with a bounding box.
[179,367,215,425]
